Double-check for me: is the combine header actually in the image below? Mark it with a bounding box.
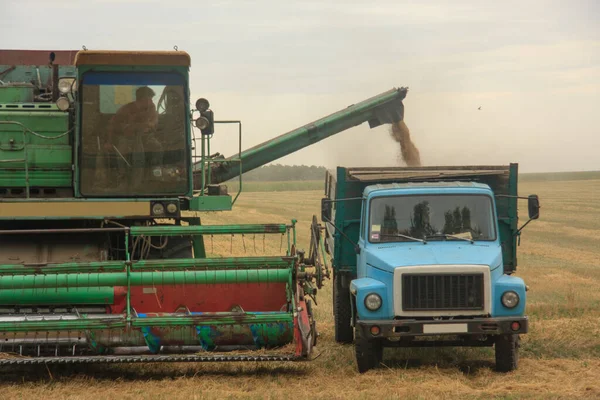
[0,49,408,364]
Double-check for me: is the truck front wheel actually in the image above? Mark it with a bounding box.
[495,334,520,372]
[333,274,354,343]
[355,326,383,373]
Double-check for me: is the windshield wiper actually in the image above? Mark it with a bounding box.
[425,233,474,244]
[112,145,131,167]
[380,233,427,244]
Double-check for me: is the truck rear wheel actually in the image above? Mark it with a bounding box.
[495,334,520,372]
[334,274,354,343]
[355,325,382,373]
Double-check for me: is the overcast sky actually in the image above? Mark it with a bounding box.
[2,0,599,172]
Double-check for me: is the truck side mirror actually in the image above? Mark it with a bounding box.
[528,195,540,220]
[321,198,332,222]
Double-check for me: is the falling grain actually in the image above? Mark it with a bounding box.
[389,120,421,166]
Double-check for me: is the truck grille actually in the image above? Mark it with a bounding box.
[402,273,484,311]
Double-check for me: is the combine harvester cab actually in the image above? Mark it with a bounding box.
[0,49,410,365]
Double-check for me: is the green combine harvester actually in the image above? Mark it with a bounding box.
[0,49,408,364]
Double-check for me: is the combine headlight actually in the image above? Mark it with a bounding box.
[152,203,165,216]
[364,293,382,311]
[56,97,70,111]
[166,203,178,214]
[195,116,210,129]
[195,98,210,112]
[58,78,76,94]
[501,291,520,308]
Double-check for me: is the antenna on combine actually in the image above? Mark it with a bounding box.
[173,45,178,51]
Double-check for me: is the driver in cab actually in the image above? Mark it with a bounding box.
[107,86,158,145]
[106,86,162,185]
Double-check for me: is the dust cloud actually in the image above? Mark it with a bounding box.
[389,120,421,166]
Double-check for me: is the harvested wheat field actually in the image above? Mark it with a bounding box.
[1,175,599,399]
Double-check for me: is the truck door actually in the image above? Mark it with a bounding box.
[357,198,368,278]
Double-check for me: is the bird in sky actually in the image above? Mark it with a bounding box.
[478,106,482,110]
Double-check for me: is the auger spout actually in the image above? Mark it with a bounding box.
[204,87,407,185]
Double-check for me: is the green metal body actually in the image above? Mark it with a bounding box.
[0,256,291,274]
[0,287,114,305]
[0,108,71,189]
[0,269,291,290]
[0,85,35,102]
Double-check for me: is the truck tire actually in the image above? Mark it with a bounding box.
[355,325,383,373]
[334,274,354,343]
[495,334,519,372]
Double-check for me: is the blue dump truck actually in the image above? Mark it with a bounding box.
[321,165,540,372]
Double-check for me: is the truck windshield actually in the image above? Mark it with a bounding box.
[368,194,495,243]
[79,72,189,196]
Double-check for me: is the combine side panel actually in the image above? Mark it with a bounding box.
[0,108,72,190]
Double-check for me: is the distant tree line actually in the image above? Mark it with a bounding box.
[228,164,327,182]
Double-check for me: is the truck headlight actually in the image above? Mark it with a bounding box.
[364,293,382,311]
[501,291,520,308]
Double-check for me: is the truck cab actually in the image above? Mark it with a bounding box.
[323,165,539,373]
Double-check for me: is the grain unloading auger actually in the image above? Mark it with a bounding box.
[0,49,407,365]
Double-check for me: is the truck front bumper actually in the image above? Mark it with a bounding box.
[356,316,528,339]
